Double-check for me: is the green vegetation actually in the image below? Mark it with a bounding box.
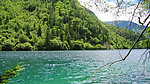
[148,27,150,35]
[0,0,147,51]
[141,0,150,9]
[0,63,24,84]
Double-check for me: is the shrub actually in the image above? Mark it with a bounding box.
[19,34,29,43]
[0,45,2,51]
[95,44,102,50]
[35,37,45,50]
[49,39,63,50]
[0,35,6,45]
[90,37,100,45]
[61,41,70,50]
[84,43,94,50]
[2,39,14,51]
[23,42,32,51]
[70,40,84,50]
[15,42,32,51]
[15,43,24,51]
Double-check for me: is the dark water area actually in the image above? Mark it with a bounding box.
[0,49,150,84]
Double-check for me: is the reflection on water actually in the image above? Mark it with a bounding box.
[0,50,150,84]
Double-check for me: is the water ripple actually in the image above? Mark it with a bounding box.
[0,50,149,84]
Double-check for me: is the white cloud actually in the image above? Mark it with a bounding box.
[78,0,149,24]
[124,0,135,2]
[107,1,116,7]
[78,0,90,2]
[95,12,115,22]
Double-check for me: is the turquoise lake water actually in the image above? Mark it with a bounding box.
[0,49,150,84]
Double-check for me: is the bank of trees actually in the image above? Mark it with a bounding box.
[0,0,147,51]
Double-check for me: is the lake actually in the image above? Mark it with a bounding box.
[0,49,150,84]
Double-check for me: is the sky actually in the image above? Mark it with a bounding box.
[78,0,149,24]
[106,0,138,4]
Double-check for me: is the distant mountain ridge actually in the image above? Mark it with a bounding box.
[105,21,145,33]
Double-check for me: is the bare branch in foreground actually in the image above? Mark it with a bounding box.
[89,0,150,83]
[123,21,150,60]
[138,13,150,25]
[143,14,150,24]
[89,21,150,82]
[118,0,141,34]
[114,0,142,59]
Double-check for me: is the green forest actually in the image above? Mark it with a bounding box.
[0,0,148,51]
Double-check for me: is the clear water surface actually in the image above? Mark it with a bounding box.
[0,49,150,84]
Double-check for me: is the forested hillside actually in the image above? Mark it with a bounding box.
[0,0,146,51]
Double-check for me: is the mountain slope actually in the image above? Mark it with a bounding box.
[0,0,145,51]
[105,21,145,33]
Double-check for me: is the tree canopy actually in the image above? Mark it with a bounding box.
[0,0,147,51]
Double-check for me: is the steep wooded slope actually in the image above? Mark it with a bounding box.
[0,0,144,50]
